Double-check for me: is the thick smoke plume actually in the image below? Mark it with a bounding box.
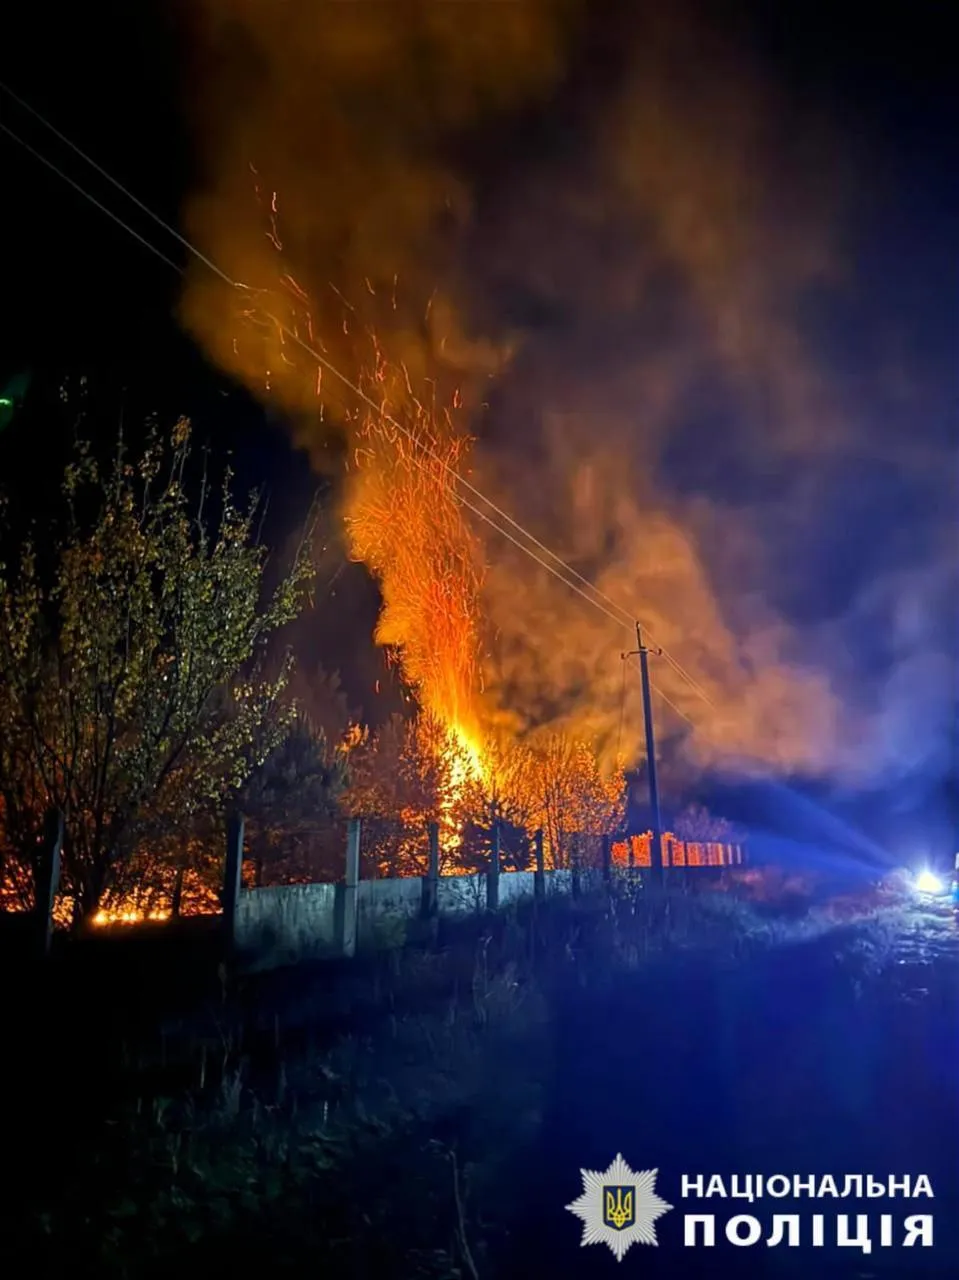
[177,2,954,787]
[179,0,571,421]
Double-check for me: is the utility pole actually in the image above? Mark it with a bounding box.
[623,623,664,883]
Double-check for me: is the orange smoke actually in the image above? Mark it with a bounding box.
[176,1,884,790]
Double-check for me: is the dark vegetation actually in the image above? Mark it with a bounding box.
[3,870,956,1279]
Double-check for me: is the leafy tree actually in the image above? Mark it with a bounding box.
[0,418,314,924]
[523,732,627,869]
[453,739,538,872]
[341,715,626,876]
[345,713,452,823]
[343,712,449,874]
[287,659,354,744]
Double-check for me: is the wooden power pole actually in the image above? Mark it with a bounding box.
[624,623,664,882]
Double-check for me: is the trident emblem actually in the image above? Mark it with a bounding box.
[603,1185,635,1230]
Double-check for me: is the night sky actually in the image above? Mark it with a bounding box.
[1,1,956,857]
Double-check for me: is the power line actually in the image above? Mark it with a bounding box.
[0,121,183,277]
[0,85,704,728]
[263,311,701,726]
[0,99,696,729]
[0,77,235,287]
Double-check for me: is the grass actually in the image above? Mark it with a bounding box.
[1,869,944,1277]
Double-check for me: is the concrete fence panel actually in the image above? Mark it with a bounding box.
[497,870,537,907]
[358,877,422,948]
[234,883,338,971]
[436,874,488,917]
[226,819,747,972]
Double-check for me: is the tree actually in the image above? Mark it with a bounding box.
[240,713,348,884]
[0,418,314,924]
[523,732,627,869]
[453,739,538,873]
[339,715,627,875]
[287,660,354,744]
[672,803,735,843]
[343,712,451,874]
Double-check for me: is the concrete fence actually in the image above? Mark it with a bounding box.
[5,810,746,971]
[228,820,746,972]
[230,819,586,971]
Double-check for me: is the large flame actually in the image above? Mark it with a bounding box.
[338,334,496,846]
[341,338,487,765]
[256,255,631,863]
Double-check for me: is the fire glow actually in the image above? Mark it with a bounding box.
[341,338,488,769]
[261,245,501,823]
[321,292,628,864]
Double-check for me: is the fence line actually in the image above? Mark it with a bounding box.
[231,818,746,969]
[611,832,745,869]
[3,810,746,969]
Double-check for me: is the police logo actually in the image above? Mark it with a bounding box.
[566,1155,673,1261]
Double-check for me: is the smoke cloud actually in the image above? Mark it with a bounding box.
[179,0,573,425]
[176,2,955,788]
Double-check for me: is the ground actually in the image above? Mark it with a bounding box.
[501,895,959,1278]
[2,874,956,1278]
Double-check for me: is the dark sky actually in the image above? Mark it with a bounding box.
[0,0,956,852]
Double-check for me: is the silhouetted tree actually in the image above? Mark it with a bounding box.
[672,803,735,843]
[0,418,314,923]
[240,714,348,884]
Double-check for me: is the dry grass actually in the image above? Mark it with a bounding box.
[6,867,942,1276]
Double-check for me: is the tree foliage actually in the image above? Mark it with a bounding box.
[342,714,626,874]
[672,802,736,843]
[345,713,451,824]
[240,714,349,884]
[343,713,455,874]
[0,418,314,922]
[519,732,627,868]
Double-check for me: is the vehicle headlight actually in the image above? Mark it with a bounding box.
[915,869,944,895]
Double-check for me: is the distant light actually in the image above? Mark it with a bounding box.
[915,869,943,895]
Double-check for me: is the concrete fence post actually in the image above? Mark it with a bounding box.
[334,817,361,957]
[422,821,440,919]
[170,865,184,919]
[533,828,545,900]
[222,811,244,951]
[35,809,63,957]
[486,820,501,912]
